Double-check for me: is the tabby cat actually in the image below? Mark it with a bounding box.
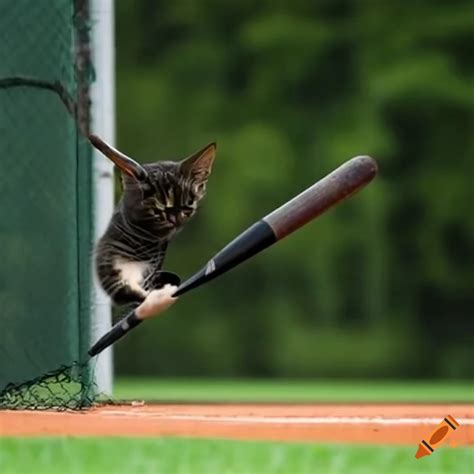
[89,135,216,305]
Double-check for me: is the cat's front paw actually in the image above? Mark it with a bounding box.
[135,284,179,320]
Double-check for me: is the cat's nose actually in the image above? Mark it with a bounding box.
[168,213,178,225]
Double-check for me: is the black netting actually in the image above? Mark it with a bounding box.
[0,363,93,411]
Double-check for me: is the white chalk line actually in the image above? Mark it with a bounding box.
[98,412,474,426]
[162,416,474,426]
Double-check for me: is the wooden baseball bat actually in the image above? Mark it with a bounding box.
[173,155,378,296]
[89,155,378,356]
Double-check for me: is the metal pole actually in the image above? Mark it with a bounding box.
[89,0,115,394]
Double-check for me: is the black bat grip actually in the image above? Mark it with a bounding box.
[173,220,276,297]
[88,311,142,357]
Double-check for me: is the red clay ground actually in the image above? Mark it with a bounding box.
[1,404,473,445]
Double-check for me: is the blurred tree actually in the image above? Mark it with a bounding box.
[113,0,473,378]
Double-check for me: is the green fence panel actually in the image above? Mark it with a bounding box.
[0,0,93,406]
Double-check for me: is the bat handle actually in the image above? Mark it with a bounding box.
[88,310,142,357]
[88,271,181,356]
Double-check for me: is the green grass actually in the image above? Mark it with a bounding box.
[0,438,472,474]
[113,378,474,403]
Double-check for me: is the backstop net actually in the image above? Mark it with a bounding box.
[0,0,98,409]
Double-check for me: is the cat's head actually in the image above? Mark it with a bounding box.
[89,134,216,238]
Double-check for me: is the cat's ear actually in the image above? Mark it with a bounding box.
[180,142,216,186]
[89,134,148,181]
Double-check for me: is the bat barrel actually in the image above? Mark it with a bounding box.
[264,155,378,239]
[174,155,378,297]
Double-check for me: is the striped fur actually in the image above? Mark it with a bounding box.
[96,145,216,305]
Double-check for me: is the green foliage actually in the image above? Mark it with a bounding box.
[114,0,473,377]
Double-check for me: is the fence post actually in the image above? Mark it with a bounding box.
[90,0,116,395]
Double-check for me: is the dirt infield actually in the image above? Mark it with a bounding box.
[1,404,473,445]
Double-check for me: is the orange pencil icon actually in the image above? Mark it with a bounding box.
[415,415,460,459]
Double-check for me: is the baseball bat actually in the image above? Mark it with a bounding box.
[89,155,378,356]
[173,155,378,296]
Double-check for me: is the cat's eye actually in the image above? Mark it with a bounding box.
[180,206,195,215]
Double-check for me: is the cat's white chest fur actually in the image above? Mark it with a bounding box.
[114,258,150,297]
